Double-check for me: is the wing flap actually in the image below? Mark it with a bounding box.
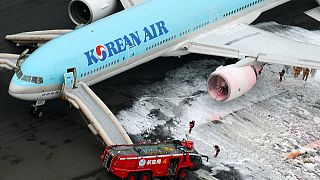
[188,24,320,69]
[257,54,320,70]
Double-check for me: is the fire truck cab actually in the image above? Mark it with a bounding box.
[101,140,208,180]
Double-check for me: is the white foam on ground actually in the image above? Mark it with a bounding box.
[117,22,320,179]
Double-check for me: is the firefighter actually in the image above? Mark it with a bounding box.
[213,145,220,158]
[284,65,290,74]
[303,68,310,81]
[279,69,285,82]
[258,66,263,74]
[311,69,317,78]
[294,67,302,78]
[189,120,195,134]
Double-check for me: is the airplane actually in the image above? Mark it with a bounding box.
[306,0,320,21]
[1,0,320,118]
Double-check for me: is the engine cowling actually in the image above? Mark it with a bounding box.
[68,0,117,25]
[207,66,257,101]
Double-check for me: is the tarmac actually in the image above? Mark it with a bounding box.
[0,0,319,180]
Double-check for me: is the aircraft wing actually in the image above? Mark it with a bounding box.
[305,6,320,22]
[187,24,320,69]
[5,29,72,47]
[119,0,145,9]
[0,53,19,70]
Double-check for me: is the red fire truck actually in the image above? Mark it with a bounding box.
[101,140,208,180]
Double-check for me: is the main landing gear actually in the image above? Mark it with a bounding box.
[29,100,45,118]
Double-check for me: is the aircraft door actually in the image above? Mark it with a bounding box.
[67,68,77,87]
[63,72,74,91]
[63,67,77,91]
[128,45,136,61]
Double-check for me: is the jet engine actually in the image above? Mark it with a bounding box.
[207,66,257,101]
[68,0,117,25]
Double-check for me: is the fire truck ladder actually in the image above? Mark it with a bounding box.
[62,73,132,146]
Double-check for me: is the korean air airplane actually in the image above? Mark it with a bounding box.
[1,0,320,118]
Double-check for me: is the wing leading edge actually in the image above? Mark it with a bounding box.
[187,24,320,69]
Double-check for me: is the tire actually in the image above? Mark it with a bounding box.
[29,106,37,116]
[37,109,43,118]
[140,172,152,180]
[126,173,138,180]
[29,106,43,118]
[177,168,189,180]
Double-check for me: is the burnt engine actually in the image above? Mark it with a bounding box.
[207,66,257,101]
[68,0,117,25]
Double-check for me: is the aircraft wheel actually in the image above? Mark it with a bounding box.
[29,106,37,115]
[29,106,43,118]
[36,109,43,118]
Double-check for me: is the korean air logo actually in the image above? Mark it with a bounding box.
[96,45,107,61]
[139,159,146,167]
[84,20,169,66]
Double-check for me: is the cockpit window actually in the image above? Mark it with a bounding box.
[21,75,31,82]
[32,77,43,84]
[37,77,43,84]
[16,69,43,84]
[16,70,23,79]
[31,76,38,83]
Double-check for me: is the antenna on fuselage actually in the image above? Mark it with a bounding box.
[15,48,29,70]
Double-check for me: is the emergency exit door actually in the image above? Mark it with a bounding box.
[64,68,77,91]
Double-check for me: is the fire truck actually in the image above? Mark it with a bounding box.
[101,140,208,180]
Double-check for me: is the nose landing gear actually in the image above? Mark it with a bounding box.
[29,100,45,118]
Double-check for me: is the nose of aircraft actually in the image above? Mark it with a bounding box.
[8,78,25,99]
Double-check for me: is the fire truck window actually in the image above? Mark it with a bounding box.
[190,155,203,170]
[167,158,179,174]
[106,155,113,169]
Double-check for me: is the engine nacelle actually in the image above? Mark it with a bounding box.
[207,66,257,101]
[68,0,117,25]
